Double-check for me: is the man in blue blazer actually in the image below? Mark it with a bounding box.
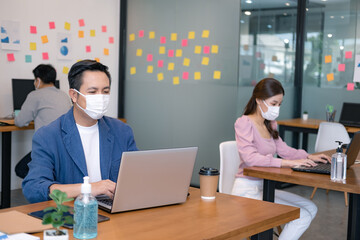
[22,60,137,203]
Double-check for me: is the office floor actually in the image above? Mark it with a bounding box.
[9,186,347,240]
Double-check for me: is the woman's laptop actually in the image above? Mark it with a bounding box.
[292,132,360,174]
[96,147,198,213]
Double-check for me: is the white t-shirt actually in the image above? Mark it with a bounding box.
[76,122,101,183]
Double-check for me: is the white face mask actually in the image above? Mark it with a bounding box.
[259,100,280,121]
[73,89,110,120]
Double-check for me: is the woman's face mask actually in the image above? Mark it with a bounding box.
[73,89,110,120]
[259,100,280,121]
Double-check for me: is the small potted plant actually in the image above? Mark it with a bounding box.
[42,190,74,240]
[302,111,309,121]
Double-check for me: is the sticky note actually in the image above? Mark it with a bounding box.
[7,53,15,62]
[104,48,109,56]
[86,45,91,52]
[338,64,345,72]
[109,37,114,44]
[173,76,180,85]
[183,58,190,66]
[42,52,49,60]
[213,71,221,79]
[149,31,155,39]
[64,22,71,30]
[30,42,36,50]
[95,57,100,62]
[147,65,153,73]
[139,30,144,38]
[243,45,249,51]
[129,34,135,41]
[260,63,265,70]
[272,55,278,61]
[211,45,218,54]
[102,25,107,33]
[345,51,352,59]
[157,73,164,81]
[188,31,195,39]
[160,36,166,44]
[25,55,32,63]
[159,46,166,54]
[176,49,182,57]
[158,60,164,68]
[171,33,177,41]
[130,67,136,75]
[268,73,275,78]
[147,54,153,61]
[182,39,188,47]
[168,62,174,71]
[49,22,55,29]
[90,30,96,37]
[136,49,142,56]
[327,73,334,81]
[325,55,332,63]
[202,30,209,38]
[347,83,355,91]
[168,49,174,57]
[63,66,69,74]
[203,46,210,54]
[201,57,209,65]
[78,31,84,38]
[194,46,201,54]
[41,35,48,44]
[194,72,201,80]
[256,52,261,58]
[30,26,37,34]
[182,72,189,80]
[79,19,85,27]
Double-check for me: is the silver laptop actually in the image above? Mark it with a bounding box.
[97,147,198,213]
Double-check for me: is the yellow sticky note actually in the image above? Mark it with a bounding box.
[171,33,177,41]
[90,30,96,37]
[62,66,69,74]
[202,30,210,38]
[149,31,155,39]
[136,49,143,56]
[325,55,332,63]
[168,62,174,71]
[64,22,71,30]
[30,42,36,50]
[173,76,180,85]
[104,48,109,56]
[95,58,100,62]
[41,35,48,44]
[78,30,84,38]
[157,73,164,81]
[175,49,182,57]
[211,45,219,54]
[194,45,201,54]
[129,33,135,41]
[327,73,334,81]
[159,46,166,54]
[194,72,201,80]
[130,67,136,75]
[147,65,153,73]
[188,31,195,39]
[183,58,190,67]
[213,71,221,79]
[201,57,209,65]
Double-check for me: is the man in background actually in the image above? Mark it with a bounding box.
[14,64,71,178]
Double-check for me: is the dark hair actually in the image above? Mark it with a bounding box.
[244,78,285,139]
[32,64,56,85]
[68,60,111,90]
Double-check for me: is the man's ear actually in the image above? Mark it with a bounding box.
[69,89,78,103]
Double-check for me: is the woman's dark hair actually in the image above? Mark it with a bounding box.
[32,64,56,85]
[244,78,285,139]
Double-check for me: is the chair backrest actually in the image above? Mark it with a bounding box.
[314,122,351,152]
[219,141,241,194]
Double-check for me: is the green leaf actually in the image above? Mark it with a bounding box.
[42,213,52,225]
[52,220,64,229]
[43,206,56,213]
[64,215,74,224]
[59,205,70,212]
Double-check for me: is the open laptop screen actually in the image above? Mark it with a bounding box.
[339,102,360,127]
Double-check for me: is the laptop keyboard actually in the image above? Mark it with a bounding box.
[292,163,331,174]
[96,195,113,209]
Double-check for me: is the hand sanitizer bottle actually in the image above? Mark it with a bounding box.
[74,176,98,239]
[331,141,347,183]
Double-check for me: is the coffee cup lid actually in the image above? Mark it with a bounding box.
[199,167,220,176]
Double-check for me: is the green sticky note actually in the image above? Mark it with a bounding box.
[25,55,32,63]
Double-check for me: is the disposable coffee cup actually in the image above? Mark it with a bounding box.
[199,167,220,200]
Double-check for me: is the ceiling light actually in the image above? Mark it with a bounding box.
[244,11,251,16]
[341,16,344,19]
[283,39,290,44]
[327,34,333,38]
[240,20,245,23]
[340,46,344,50]
[267,24,272,29]
[330,16,334,19]
[306,8,309,11]
[285,3,290,6]
[245,0,252,3]
[283,13,288,16]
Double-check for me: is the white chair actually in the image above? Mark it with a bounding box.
[219,141,241,194]
[311,122,351,206]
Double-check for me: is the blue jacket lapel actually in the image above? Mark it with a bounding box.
[98,118,114,179]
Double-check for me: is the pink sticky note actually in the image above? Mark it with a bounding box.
[79,19,85,27]
[7,53,15,62]
[109,37,114,44]
[260,63,265,70]
[345,51,352,59]
[203,46,210,54]
[86,45,91,52]
[30,26,37,34]
[42,52,49,60]
[338,64,345,72]
[182,72,189,80]
[160,36,166,44]
[139,30,144,38]
[347,83,355,91]
[147,54,153,62]
[49,22,55,29]
[181,39,188,47]
[256,52,261,58]
[168,49,174,57]
[102,25,107,32]
[158,60,164,68]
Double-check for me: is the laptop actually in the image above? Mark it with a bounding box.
[339,102,360,128]
[96,147,198,213]
[292,131,360,174]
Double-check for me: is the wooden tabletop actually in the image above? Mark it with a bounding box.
[0,188,299,240]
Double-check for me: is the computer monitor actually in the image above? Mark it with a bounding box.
[339,102,360,128]
[12,79,60,111]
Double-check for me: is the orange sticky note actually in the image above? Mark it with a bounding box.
[90,30,96,37]
[173,76,180,85]
[63,66,69,74]
[157,73,164,81]
[188,31,195,39]
[194,72,201,80]
[130,67,136,75]
[30,42,36,50]
[325,55,332,63]
[64,22,71,30]
[94,58,100,62]
[78,31,84,38]
[41,35,48,44]
[104,48,109,56]
[327,73,334,81]
[213,71,221,79]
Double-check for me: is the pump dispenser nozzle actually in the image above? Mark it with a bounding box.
[335,141,343,153]
[81,176,91,194]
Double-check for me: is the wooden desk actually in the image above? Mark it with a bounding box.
[0,188,299,240]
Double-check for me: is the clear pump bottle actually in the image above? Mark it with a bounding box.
[331,141,347,183]
[73,176,98,239]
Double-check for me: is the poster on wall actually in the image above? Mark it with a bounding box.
[0,20,21,50]
[57,33,72,60]
[353,54,360,83]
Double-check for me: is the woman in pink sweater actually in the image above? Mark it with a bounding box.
[232,78,330,240]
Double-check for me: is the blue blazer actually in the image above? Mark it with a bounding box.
[22,108,137,203]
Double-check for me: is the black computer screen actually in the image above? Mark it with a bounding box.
[339,102,360,124]
[12,79,60,111]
